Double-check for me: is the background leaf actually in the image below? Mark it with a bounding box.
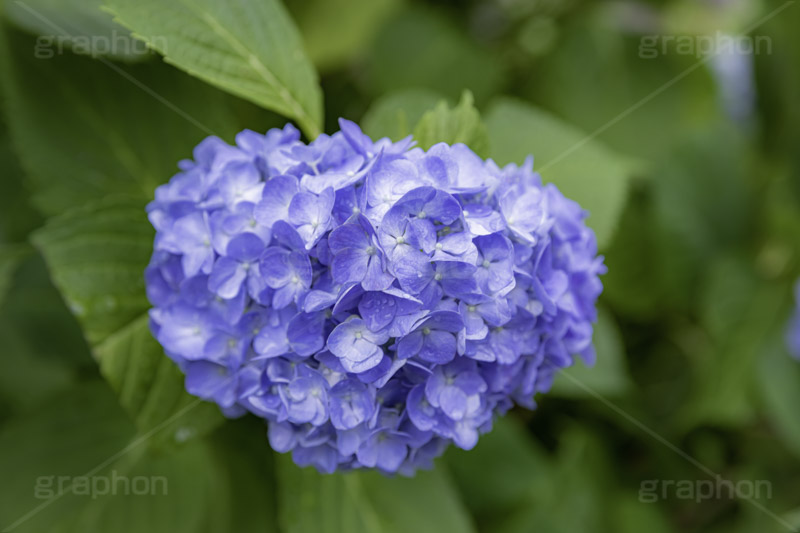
[361,6,505,105]
[485,97,637,249]
[94,316,225,448]
[288,0,399,72]
[361,88,445,142]
[63,420,279,533]
[412,91,489,157]
[445,416,552,524]
[32,197,152,345]
[758,335,800,459]
[550,306,632,398]
[277,455,476,533]
[0,381,136,533]
[0,254,87,418]
[0,243,29,305]
[104,0,323,138]
[682,257,788,428]
[525,6,719,161]
[0,24,274,216]
[0,110,40,242]
[0,382,275,533]
[491,426,613,533]
[4,0,149,61]
[32,197,223,441]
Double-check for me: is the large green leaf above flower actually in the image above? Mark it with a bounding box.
[104,0,323,138]
[3,0,148,61]
[0,24,274,216]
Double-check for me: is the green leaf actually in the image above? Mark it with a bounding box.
[609,493,672,533]
[0,382,272,533]
[277,455,476,533]
[493,426,613,533]
[0,23,265,216]
[550,307,631,398]
[683,258,788,428]
[485,97,636,249]
[758,334,800,459]
[59,440,221,533]
[94,316,224,447]
[203,419,280,533]
[62,423,278,533]
[361,88,445,142]
[412,91,489,157]
[652,127,753,265]
[445,416,551,522]
[104,0,323,138]
[0,111,40,242]
[0,381,136,533]
[0,244,29,306]
[0,319,76,416]
[4,0,149,61]
[32,197,152,345]
[363,6,505,104]
[289,0,399,72]
[0,253,85,415]
[600,190,694,319]
[32,197,223,441]
[527,9,720,161]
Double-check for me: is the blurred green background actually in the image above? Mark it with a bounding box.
[1,0,800,532]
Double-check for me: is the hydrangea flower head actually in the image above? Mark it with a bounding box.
[145,120,606,474]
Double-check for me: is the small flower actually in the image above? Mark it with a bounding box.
[329,217,393,290]
[184,360,240,408]
[279,366,329,426]
[329,378,375,430]
[259,247,312,309]
[208,232,266,299]
[397,311,465,364]
[289,188,335,250]
[327,318,390,373]
[473,233,515,295]
[254,175,299,229]
[163,212,215,277]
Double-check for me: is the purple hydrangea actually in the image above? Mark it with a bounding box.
[145,120,606,474]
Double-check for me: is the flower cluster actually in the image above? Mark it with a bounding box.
[145,119,605,474]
